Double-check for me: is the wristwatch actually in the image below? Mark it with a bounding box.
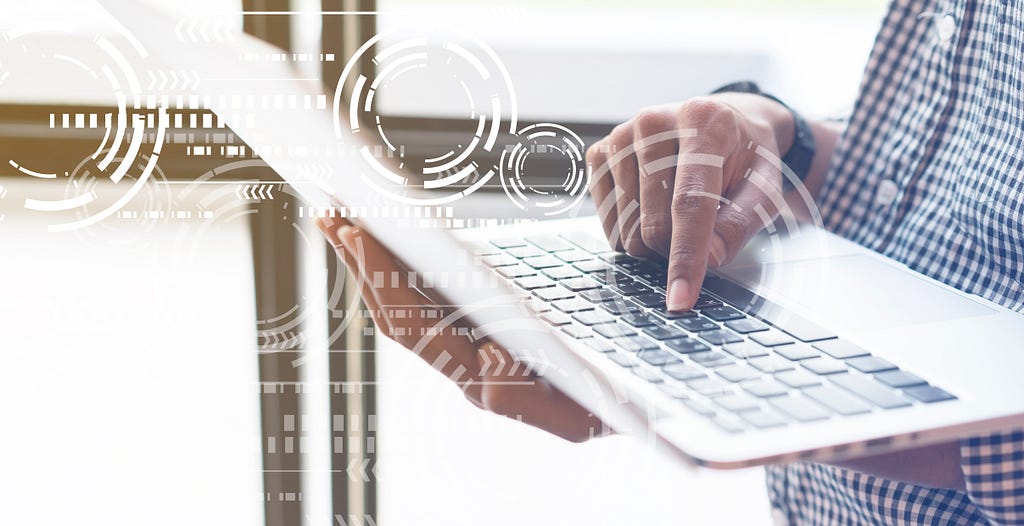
[710,81,815,190]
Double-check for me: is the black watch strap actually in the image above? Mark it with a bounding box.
[710,80,815,190]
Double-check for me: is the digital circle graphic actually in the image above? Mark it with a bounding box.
[499,123,589,216]
[1,15,167,232]
[333,28,518,206]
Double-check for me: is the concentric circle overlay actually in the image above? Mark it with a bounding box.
[333,29,517,206]
[499,123,588,217]
[1,22,166,232]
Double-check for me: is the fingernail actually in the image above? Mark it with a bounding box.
[667,278,691,311]
[709,234,727,266]
[336,225,354,248]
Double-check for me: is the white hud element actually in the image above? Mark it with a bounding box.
[0,13,167,232]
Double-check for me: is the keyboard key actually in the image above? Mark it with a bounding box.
[741,408,788,428]
[540,311,571,326]
[711,415,746,433]
[689,350,734,368]
[593,323,637,339]
[600,301,642,315]
[743,380,790,398]
[514,275,555,290]
[677,316,719,333]
[701,305,745,322]
[559,231,612,254]
[715,393,761,413]
[611,282,652,296]
[686,376,733,397]
[749,355,796,373]
[631,292,666,308]
[559,277,601,292]
[578,288,619,303]
[490,237,527,249]
[803,385,872,415]
[522,255,564,269]
[572,310,617,326]
[723,341,770,359]
[552,297,596,313]
[775,370,823,388]
[526,235,575,252]
[846,356,898,373]
[774,345,820,361]
[650,305,698,320]
[769,395,831,422]
[813,339,870,359]
[716,364,760,383]
[585,338,616,353]
[573,260,613,274]
[543,266,584,280]
[663,363,707,382]
[699,329,744,346]
[830,373,912,409]
[665,338,712,354]
[555,249,594,263]
[523,297,551,314]
[762,312,836,343]
[473,242,501,256]
[619,312,657,327]
[496,264,536,278]
[599,253,641,265]
[643,324,686,340]
[658,382,691,399]
[632,366,664,383]
[505,245,546,259]
[725,318,770,334]
[800,357,848,375]
[693,293,724,309]
[616,336,660,353]
[874,370,928,388]
[533,286,574,302]
[638,349,682,366]
[683,398,717,417]
[903,384,956,403]
[561,325,592,339]
[750,330,796,347]
[591,270,633,285]
[481,254,519,267]
[605,352,638,368]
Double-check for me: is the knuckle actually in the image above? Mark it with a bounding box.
[481,385,516,416]
[678,97,728,124]
[634,109,673,135]
[672,180,709,211]
[715,210,752,251]
[640,214,671,250]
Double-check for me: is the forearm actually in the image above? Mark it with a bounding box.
[830,440,966,491]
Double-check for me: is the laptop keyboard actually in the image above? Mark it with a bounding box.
[478,231,957,433]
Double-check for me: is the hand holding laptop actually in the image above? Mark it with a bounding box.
[316,216,606,443]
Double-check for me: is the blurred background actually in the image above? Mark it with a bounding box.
[0,1,886,524]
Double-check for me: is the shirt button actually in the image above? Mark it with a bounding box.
[936,14,957,42]
[875,179,899,205]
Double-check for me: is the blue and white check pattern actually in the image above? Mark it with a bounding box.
[766,0,1024,523]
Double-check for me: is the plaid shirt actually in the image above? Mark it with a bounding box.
[766,0,1024,524]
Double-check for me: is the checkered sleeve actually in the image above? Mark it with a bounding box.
[961,429,1024,525]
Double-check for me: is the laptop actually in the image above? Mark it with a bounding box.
[99,0,1024,468]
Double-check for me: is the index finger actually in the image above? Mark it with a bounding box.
[665,147,728,311]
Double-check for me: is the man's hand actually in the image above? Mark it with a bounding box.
[316,216,606,443]
[586,93,795,311]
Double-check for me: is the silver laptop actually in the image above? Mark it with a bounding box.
[100,0,1024,468]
